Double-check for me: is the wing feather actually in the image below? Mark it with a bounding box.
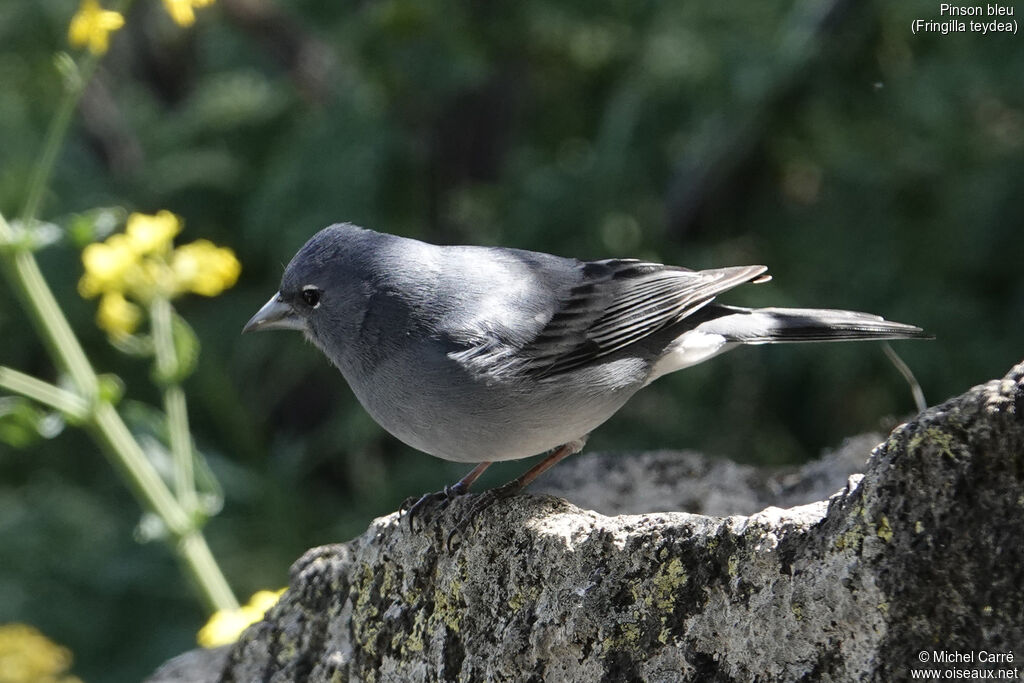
[521,260,768,376]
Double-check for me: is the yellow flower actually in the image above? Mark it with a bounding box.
[79,210,240,337]
[97,291,141,336]
[68,0,125,55]
[78,233,137,298]
[0,623,82,683]
[170,240,241,297]
[197,589,286,648]
[162,0,216,27]
[78,211,183,300]
[125,210,181,256]
[132,258,178,301]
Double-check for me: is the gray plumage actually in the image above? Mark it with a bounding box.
[244,223,928,465]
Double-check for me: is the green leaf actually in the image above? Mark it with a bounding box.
[2,219,63,253]
[66,207,126,247]
[134,512,169,544]
[97,373,125,406]
[193,448,225,519]
[121,399,224,523]
[150,309,202,386]
[110,332,155,358]
[0,396,65,448]
[170,312,201,383]
[53,52,81,92]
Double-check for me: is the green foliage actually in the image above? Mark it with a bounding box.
[0,396,64,447]
[149,312,199,385]
[1,0,1022,680]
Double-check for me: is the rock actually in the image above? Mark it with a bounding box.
[148,360,1024,682]
[145,646,229,683]
[534,432,886,517]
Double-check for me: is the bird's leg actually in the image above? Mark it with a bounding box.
[402,461,491,529]
[493,438,586,493]
[447,438,587,549]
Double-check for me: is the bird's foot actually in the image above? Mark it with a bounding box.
[445,481,523,550]
[401,481,469,530]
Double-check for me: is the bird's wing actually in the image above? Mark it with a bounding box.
[518,259,769,376]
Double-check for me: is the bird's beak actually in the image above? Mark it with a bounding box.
[242,293,305,333]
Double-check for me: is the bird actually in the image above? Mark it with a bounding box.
[243,223,928,523]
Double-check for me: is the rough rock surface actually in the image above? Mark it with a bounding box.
[535,431,886,517]
[148,361,1024,682]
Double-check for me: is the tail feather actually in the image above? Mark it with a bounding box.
[703,306,931,344]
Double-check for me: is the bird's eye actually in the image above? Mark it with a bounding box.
[301,286,321,308]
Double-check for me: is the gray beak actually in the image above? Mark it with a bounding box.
[243,293,306,333]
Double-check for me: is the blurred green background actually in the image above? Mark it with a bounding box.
[1,0,1021,679]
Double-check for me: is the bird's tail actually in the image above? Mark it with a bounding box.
[704,306,931,344]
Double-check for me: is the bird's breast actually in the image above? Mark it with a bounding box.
[339,339,645,463]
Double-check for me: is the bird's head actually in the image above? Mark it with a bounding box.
[243,224,375,362]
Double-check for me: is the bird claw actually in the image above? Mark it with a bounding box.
[445,481,523,550]
[401,482,468,530]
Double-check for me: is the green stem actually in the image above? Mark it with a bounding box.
[0,221,237,609]
[91,403,237,610]
[151,298,198,511]
[89,401,193,536]
[19,52,101,230]
[0,232,236,612]
[0,366,90,420]
[179,532,239,613]
[19,0,135,227]
[167,386,196,506]
[0,22,237,614]
[0,216,96,397]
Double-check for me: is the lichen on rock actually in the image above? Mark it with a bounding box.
[148,360,1024,683]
